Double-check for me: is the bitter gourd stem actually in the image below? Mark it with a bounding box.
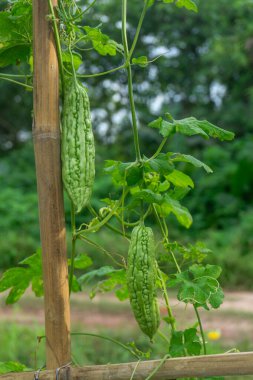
[128,0,149,60]
[70,0,97,21]
[157,266,176,332]
[0,76,33,89]
[153,205,208,354]
[152,204,181,273]
[69,202,76,295]
[77,63,126,78]
[78,234,125,268]
[148,137,168,161]
[70,332,140,359]
[194,305,207,355]
[122,0,142,162]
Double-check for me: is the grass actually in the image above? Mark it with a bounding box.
[0,320,252,380]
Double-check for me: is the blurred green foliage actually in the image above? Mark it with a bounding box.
[0,0,253,288]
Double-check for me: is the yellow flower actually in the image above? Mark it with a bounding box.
[207,330,221,341]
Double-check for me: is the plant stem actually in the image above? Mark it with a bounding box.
[48,0,65,88]
[78,234,125,268]
[152,205,181,273]
[148,137,168,161]
[71,332,140,359]
[0,76,33,89]
[130,360,141,380]
[69,202,76,295]
[145,354,171,380]
[128,0,149,60]
[87,204,131,239]
[157,266,176,331]
[122,0,142,162]
[77,64,126,78]
[70,0,97,21]
[152,205,208,350]
[194,305,207,355]
[158,329,171,345]
[0,73,32,78]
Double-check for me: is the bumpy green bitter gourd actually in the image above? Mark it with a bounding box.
[61,78,95,213]
[127,224,160,340]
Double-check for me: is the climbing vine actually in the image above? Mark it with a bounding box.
[0,1,235,378]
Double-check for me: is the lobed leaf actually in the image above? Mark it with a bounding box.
[167,264,224,310]
[166,169,194,188]
[170,153,213,174]
[159,195,193,228]
[163,0,198,12]
[148,115,235,141]
[169,328,201,357]
[83,26,122,56]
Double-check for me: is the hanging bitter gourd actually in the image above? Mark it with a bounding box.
[61,78,95,213]
[127,224,160,340]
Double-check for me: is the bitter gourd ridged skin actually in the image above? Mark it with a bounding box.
[127,224,160,340]
[61,78,95,213]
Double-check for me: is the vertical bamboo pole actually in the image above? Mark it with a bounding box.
[32,0,71,369]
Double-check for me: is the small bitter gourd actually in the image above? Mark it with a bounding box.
[61,78,95,213]
[127,224,160,340]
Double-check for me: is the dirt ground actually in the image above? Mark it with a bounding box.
[1,290,253,347]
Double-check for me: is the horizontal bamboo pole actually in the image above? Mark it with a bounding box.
[1,352,253,380]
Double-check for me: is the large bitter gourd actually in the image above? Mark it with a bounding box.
[61,78,95,213]
[127,224,160,340]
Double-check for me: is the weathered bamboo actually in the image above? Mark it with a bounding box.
[32,0,71,369]
[2,352,253,379]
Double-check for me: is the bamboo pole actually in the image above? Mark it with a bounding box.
[32,0,71,369]
[2,352,253,380]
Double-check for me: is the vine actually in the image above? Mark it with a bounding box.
[0,0,235,378]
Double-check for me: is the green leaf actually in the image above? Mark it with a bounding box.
[167,264,224,310]
[170,153,213,174]
[147,0,155,7]
[68,254,93,269]
[159,195,193,228]
[0,361,28,375]
[184,328,202,355]
[31,276,44,297]
[148,117,175,137]
[169,328,201,357]
[173,117,235,141]
[115,284,129,301]
[71,275,82,293]
[0,3,32,67]
[62,51,83,71]
[169,330,185,357]
[133,189,163,205]
[84,26,121,56]
[163,0,198,12]
[89,269,127,299]
[78,266,117,285]
[0,44,30,68]
[166,169,194,188]
[145,154,174,175]
[104,160,143,187]
[0,248,43,304]
[175,0,198,12]
[149,115,235,141]
[132,56,148,67]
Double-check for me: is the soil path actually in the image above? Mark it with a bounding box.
[1,291,253,345]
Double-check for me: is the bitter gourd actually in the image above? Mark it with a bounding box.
[127,224,160,340]
[61,78,95,213]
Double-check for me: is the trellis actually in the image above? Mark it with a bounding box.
[2,1,253,379]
